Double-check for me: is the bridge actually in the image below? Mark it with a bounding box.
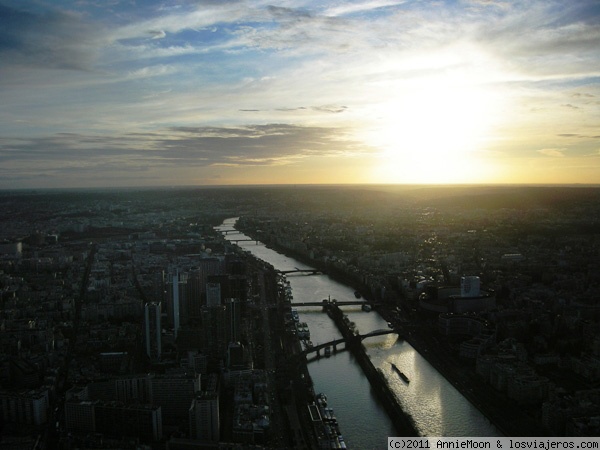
[227,238,260,244]
[220,229,241,234]
[304,328,397,358]
[277,269,324,275]
[292,300,380,307]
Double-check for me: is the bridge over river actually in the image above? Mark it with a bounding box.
[277,268,324,275]
[304,328,398,358]
[292,300,381,307]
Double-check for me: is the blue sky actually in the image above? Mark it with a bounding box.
[1,0,599,188]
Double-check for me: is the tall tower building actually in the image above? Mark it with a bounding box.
[166,270,190,335]
[461,276,481,298]
[201,305,227,366]
[151,373,200,428]
[206,282,222,307]
[189,374,219,442]
[226,298,241,344]
[186,269,204,320]
[144,302,161,361]
[186,258,226,318]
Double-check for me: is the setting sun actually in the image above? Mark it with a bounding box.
[367,75,504,183]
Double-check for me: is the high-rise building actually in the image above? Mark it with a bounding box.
[150,373,200,428]
[226,298,241,344]
[461,276,481,298]
[206,282,222,307]
[201,305,227,365]
[0,388,49,426]
[226,256,248,302]
[186,258,226,319]
[95,401,162,442]
[64,400,96,433]
[189,374,219,442]
[166,270,190,332]
[144,302,162,361]
[115,375,152,404]
[186,269,204,321]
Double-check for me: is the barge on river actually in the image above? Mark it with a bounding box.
[391,363,410,384]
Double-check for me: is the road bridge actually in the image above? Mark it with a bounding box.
[303,328,397,358]
[277,269,324,275]
[227,238,260,244]
[220,229,241,234]
[292,300,381,307]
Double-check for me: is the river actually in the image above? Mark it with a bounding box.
[217,218,500,448]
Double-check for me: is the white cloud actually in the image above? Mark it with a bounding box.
[324,0,406,17]
[538,148,566,157]
[149,30,166,39]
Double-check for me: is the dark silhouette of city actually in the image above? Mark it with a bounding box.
[1,184,600,448]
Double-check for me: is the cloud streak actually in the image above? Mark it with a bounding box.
[0,124,368,185]
[0,3,105,71]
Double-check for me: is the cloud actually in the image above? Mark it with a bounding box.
[557,133,600,139]
[312,105,348,113]
[0,3,103,70]
[126,65,177,79]
[410,2,599,84]
[111,4,247,42]
[0,124,368,176]
[148,30,166,39]
[276,107,308,111]
[324,0,406,17]
[538,148,566,157]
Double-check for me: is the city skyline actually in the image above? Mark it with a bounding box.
[1,0,599,189]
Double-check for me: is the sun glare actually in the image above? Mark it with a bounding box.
[367,78,503,184]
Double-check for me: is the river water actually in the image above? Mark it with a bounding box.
[217,218,499,448]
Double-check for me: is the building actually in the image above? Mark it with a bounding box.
[64,400,96,434]
[144,302,162,361]
[115,374,152,404]
[227,297,242,344]
[167,271,186,337]
[0,242,22,259]
[419,276,496,314]
[231,371,270,445]
[151,373,200,428]
[186,258,225,318]
[206,282,222,307]
[438,313,490,336]
[201,305,228,365]
[95,401,162,442]
[189,374,219,442]
[461,276,480,297]
[0,388,49,425]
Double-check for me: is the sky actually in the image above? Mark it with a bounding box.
[0,0,599,189]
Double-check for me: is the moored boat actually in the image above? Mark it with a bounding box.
[291,308,299,322]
